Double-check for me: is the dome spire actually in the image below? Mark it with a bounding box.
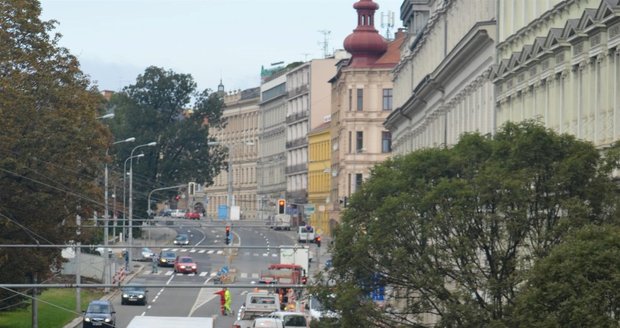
[343,0,388,67]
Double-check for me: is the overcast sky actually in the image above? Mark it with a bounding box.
[39,0,403,93]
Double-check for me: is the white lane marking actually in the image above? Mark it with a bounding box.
[165,271,173,276]
[210,272,217,277]
[162,248,170,251]
[199,272,208,277]
[262,253,268,257]
[147,305,152,310]
[171,248,179,252]
[272,254,278,257]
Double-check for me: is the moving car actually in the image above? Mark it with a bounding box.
[252,318,284,328]
[174,234,190,246]
[158,250,176,267]
[139,247,154,261]
[82,300,116,328]
[266,311,309,328]
[174,256,197,274]
[121,285,147,305]
[184,211,201,220]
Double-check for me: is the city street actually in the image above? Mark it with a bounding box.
[83,217,324,327]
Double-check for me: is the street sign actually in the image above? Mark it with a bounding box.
[304,204,315,215]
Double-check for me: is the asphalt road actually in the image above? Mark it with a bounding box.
[109,218,305,327]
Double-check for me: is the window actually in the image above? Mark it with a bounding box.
[382,88,393,111]
[348,131,352,153]
[348,89,352,111]
[382,131,392,153]
[356,131,364,152]
[355,173,363,191]
[356,88,363,111]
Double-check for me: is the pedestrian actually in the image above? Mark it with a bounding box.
[215,288,227,315]
[123,250,129,271]
[151,253,158,273]
[224,287,232,315]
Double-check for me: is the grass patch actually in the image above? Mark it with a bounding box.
[0,288,104,328]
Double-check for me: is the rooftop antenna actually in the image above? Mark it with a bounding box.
[318,30,331,58]
[381,11,395,40]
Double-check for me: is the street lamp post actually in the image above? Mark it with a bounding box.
[128,142,156,269]
[123,154,144,244]
[103,137,134,292]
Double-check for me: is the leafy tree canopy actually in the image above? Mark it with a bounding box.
[321,121,620,327]
[509,224,620,327]
[106,66,226,217]
[0,0,108,309]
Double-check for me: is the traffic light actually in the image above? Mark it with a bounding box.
[225,225,231,245]
[278,199,286,214]
[315,236,321,248]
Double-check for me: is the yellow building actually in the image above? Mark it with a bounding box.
[307,122,331,236]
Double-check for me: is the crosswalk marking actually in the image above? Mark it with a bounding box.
[199,250,206,254]
[199,272,208,277]
[190,249,196,253]
[240,273,247,278]
[165,271,173,276]
[216,250,224,255]
[251,273,259,279]
[207,250,215,254]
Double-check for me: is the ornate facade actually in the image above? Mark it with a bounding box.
[495,0,620,147]
[205,85,260,220]
[386,0,496,154]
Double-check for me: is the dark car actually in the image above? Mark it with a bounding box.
[82,300,116,327]
[173,234,189,246]
[121,285,147,305]
[158,250,176,267]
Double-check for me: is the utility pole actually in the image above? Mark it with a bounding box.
[31,272,38,328]
[75,214,81,313]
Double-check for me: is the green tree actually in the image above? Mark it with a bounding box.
[321,121,620,327]
[509,224,620,327]
[106,66,226,222]
[0,0,108,310]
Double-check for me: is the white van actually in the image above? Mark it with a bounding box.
[297,226,315,243]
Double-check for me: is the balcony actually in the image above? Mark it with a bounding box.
[286,137,307,149]
[286,110,309,123]
[285,163,308,175]
[287,84,309,98]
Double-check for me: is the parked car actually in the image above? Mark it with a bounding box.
[171,209,186,218]
[184,211,201,220]
[158,250,176,267]
[82,300,116,328]
[174,234,189,246]
[159,209,172,217]
[174,256,197,274]
[139,247,154,261]
[121,285,147,305]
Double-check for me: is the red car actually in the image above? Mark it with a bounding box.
[184,211,200,220]
[174,256,197,274]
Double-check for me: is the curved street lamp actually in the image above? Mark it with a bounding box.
[128,142,157,268]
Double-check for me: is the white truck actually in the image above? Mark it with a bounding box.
[126,316,213,328]
[297,226,315,243]
[273,214,292,230]
[233,291,281,328]
[280,246,310,274]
